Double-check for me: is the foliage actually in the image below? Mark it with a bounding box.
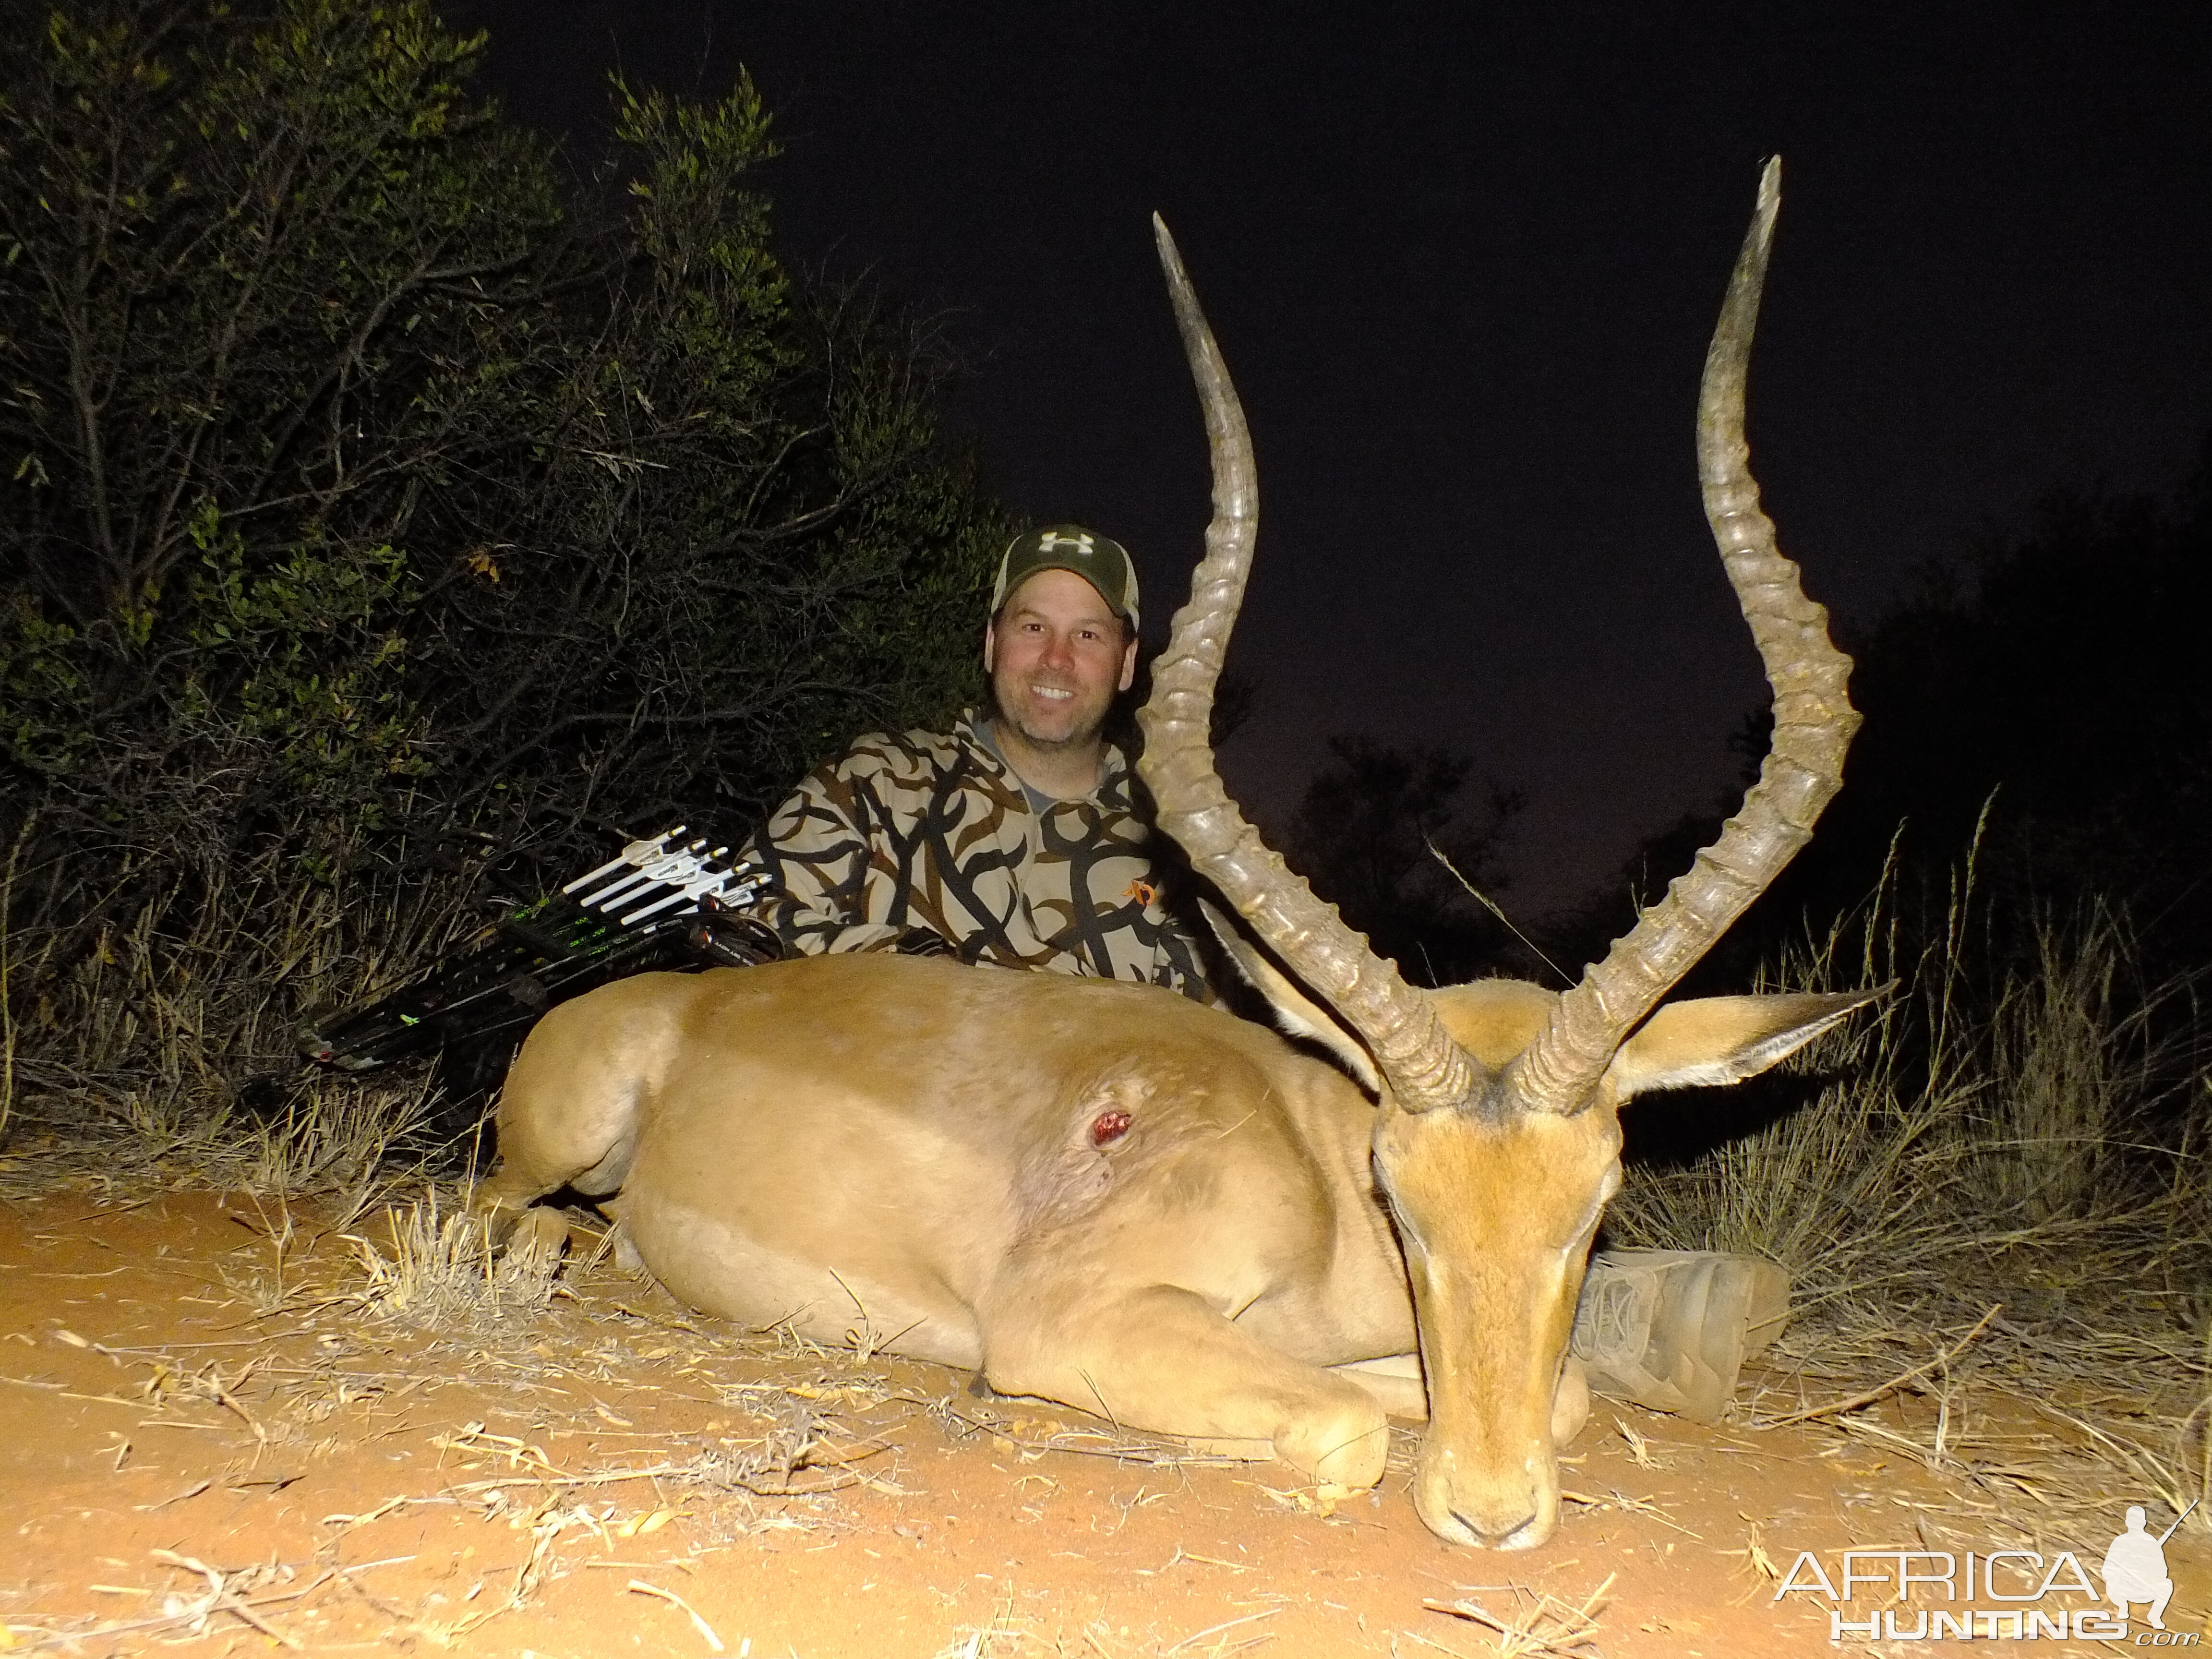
[1285,733,1523,986]
[0,0,1008,1130]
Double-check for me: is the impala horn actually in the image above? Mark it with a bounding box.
[1516,157,1863,1115]
[1138,216,1483,1116]
[1142,164,1862,1121]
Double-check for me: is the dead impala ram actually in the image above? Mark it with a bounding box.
[479,160,1877,1550]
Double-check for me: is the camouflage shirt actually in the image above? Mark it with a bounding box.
[740,712,1211,999]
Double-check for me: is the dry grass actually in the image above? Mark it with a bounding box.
[0,1069,448,1213]
[0,826,494,1229]
[341,1186,559,1330]
[2,1232,892,1651]
[0,825,486,1199]
[1609,860,2211,1547]
[1419,1574,1611,1658]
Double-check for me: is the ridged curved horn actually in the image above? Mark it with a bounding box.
[1517,159,1862,1116]
[1137,215,1481,1115]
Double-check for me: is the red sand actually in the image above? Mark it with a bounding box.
[3,1191,2201,1656]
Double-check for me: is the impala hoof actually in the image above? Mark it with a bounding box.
[501,1204,572,1268]
[1278,1396,1390,1491]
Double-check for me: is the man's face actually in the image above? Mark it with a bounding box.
[984,568,1138,751]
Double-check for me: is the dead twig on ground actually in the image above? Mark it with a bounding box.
[149,1550,299,1649]
[11,1562,332,1653]
[1753,1306,2001,1429]
[1423,1573,1612,1659]
[629,1578,727,1653]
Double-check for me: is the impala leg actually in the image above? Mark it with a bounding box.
[1328,1352,1593,1443]
[984,1285,1391,1490]
[1330,1355,1428,1421]
[469,1163,573,1260]
[464,984,666,1256]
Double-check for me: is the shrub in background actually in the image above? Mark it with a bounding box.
[0,0,1007,1135]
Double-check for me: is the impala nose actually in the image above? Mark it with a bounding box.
[1455,1508,1539,1550]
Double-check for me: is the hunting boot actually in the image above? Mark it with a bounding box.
[1570,1249,1790,1423]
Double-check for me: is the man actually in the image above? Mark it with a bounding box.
[740,526,1210,998]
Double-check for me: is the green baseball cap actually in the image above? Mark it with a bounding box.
[991,525,1140,630]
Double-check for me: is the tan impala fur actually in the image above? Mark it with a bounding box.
[479,161,1880,1549]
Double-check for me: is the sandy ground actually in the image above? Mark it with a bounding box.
[2,1191,2204,1657]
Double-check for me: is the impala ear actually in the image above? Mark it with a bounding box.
[1602,986,1891,1099]
[1200,901,1382,1093]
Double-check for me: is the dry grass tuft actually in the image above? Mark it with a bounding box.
[1,1071,447,1216]
[342,1187,555,1330]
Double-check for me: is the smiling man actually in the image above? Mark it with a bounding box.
[984,534,1139,795]
[737,526,1211,998]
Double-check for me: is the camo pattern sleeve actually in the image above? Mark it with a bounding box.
[741,714,1212,1000]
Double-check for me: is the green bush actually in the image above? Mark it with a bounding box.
[0,0,1008,1133]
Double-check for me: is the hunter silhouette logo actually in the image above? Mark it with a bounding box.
[2103,1499,2197,1632]
[1772,1497,2201,1643]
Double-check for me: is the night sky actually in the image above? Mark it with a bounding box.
[446,0,2212,914]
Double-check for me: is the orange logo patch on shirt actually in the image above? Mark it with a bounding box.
[1124,879,1158,907]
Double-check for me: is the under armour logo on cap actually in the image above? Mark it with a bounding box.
[991,525,1140,628]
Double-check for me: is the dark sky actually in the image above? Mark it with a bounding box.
[447,0,2212,914]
